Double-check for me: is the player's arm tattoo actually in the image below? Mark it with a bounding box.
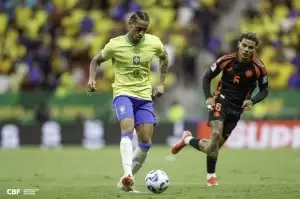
[158,50,169,84]
[89,52,107,81]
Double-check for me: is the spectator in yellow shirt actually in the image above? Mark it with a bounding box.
[267,54,295,89]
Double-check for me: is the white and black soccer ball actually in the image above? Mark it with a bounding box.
[145,170,169,194]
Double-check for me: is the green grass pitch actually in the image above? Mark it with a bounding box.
[0,146,300,199]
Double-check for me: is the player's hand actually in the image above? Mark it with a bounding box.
[242,100,252,111]
[87,80,96,93]
[206,97,215,111]
[152,84,164,97]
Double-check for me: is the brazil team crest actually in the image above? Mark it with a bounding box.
[133,56,140,65]
[119,105,126,114]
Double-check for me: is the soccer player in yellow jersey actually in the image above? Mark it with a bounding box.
[87,11,169,192]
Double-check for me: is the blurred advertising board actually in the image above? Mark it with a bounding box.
[198,120,300,149]
[0,92,113,122]
[0,121,197,149]
[1,120,300,149]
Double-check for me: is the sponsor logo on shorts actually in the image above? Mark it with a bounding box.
[119,105,126,114]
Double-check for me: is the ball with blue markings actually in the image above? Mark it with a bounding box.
[145,170,169,194]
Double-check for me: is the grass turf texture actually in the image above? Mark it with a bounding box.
[0,146,300,199]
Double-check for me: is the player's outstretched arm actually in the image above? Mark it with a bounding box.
[153,50,169,97]
[202,62,222,102]
[89,52,107,82]
[87,52,107,92]
[158,49,169,85]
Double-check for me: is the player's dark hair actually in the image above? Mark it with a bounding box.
[239,32,260,46]
[129,11,149,23]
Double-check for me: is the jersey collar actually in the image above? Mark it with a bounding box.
[124,33,145,46]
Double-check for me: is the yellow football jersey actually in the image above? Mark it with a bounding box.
[101,33,165,100]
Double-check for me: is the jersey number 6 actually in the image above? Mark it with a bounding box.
[213,103,222,117]
[215,103,222,111]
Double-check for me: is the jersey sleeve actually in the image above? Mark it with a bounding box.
[101,39,115,60]
[257,69,268,89]
[210,53,236,75]
[251,57,269,105]
[253,57,268,89]
[154,38,165,57]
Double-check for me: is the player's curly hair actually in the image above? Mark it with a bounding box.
[129,11,149,23]
[239,32,260,46]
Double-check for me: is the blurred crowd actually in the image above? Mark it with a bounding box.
[0,0,299,121]
[226,0,300,89]
[0,0,232,95]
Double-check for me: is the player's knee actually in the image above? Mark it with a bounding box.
[212,130,221,140]
[120,120,135,133]
[136,123,153,143]
[198,139,208,151]
[138,141,152,151]
[121,127,134,134]
[138,132,152,143]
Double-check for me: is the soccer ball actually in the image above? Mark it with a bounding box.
[145,170,169,194]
